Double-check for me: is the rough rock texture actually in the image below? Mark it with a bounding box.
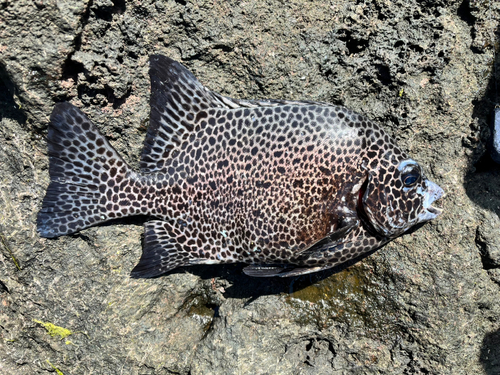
[1,0,500,374]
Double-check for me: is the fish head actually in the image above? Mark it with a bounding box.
[361,158,444,238]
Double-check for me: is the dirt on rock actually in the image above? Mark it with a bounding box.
[1,0,500,374]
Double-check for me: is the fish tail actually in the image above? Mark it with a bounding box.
[37,102,135,238]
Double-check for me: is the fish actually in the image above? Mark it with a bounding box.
[37,55,444,278]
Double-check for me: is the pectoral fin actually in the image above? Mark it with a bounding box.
[243,264,325,277]
[295,219,359,259]
[242,220,359,278]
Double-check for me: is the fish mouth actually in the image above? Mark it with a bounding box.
[418,180,445,222]
[427,202,443,216]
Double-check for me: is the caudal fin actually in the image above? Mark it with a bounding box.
[37,102,133,238]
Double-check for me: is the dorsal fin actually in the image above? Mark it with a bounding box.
[140,55,228,173]
[141,55,331,174]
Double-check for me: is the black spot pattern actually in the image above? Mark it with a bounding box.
[37,103,140,238]
[141,56,227,174]
[130,220,194,278]
[37,56,443,278]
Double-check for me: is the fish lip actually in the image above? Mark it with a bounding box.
[418,180,444,222]
[427,204,443,216]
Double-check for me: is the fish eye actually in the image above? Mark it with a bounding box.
[402,169,420,187]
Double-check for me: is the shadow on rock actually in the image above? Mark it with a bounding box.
[480,329,500,375]
[465,153,500,220]
[165,249,379,300]
[465,24,500,375]
[464,24,500,219]
[0,62,27,124]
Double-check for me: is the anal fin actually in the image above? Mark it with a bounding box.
[131,220,190,278]
[243,221,361,278]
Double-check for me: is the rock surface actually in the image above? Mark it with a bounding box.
[1,0,500,374]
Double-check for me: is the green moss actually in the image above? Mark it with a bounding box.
[33,320,73,340]
[46,360,64,375]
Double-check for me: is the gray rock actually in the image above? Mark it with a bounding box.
[1,0,500,374]
[476,211,500,268]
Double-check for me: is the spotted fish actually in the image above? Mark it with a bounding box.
[37,55,444,278]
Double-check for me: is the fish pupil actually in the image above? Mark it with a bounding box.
[402,170,420,187]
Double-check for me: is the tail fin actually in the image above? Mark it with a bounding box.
[37,102,132,238]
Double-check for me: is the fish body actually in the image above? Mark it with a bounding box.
[37,55,443,277]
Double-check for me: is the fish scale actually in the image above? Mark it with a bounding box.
[37,55,444,278]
